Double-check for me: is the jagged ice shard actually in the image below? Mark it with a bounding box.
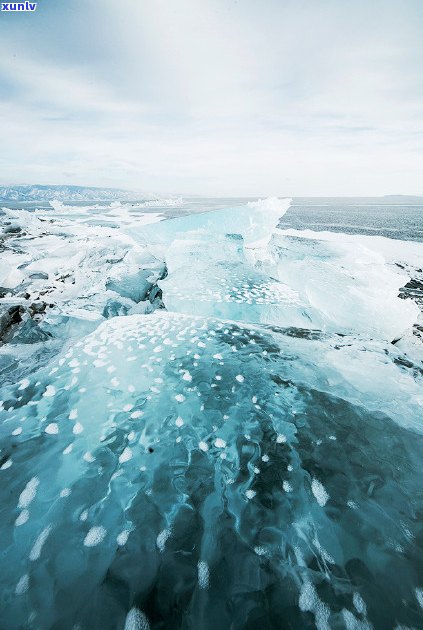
[0,198,423,629]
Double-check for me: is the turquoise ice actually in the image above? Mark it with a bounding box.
[0,198,422,629]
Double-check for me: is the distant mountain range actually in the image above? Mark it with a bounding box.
[0,184,150,202]
[1,186,422,204]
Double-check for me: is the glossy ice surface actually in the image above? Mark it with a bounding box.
[0,198,422,629]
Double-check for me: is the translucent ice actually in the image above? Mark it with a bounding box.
[271,229,420,340]
[0,310,422,628]
[144,197,419,339]
[0,197,422,629]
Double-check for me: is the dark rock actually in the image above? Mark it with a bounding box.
[29,271,49,280]
[0,304,24,340]
[29,301,47,315]
[3,225,21,234]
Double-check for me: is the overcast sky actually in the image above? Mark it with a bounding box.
[0,0,422,195]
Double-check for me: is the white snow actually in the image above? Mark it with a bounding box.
[197,560,210,589]
[84,526,107,547]
[311,478,330,507]
[18,477,39,509]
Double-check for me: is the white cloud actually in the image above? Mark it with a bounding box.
[0,0,422,194]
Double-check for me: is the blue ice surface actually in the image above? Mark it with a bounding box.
[0,198,423,629]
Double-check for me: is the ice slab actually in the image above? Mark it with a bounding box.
[270,230,420,340]
[148,199,420,340]
[134,197,291,248]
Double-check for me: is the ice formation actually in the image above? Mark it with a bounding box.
[0,197,422,629]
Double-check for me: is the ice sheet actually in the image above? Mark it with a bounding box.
[0,196,422,629]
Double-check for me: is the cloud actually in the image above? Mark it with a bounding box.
[0,0,422,194]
